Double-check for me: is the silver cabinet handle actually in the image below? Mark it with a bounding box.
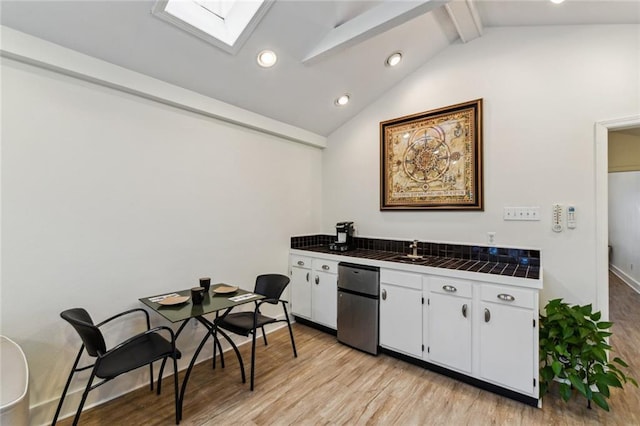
[305,272,309,282]
[484,308,491,323]
[315,275,319,285]
[497,293,515,302]
[297,260,305,266]
[322,264,330,270]
[443,285,457,293]
[462,304,468,318]
[381,289,387,300]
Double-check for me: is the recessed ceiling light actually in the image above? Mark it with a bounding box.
[385,51,403,67]
[550,0,565,4]
[257,50,277,68]
[335,94,350,106]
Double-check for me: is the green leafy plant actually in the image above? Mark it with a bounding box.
[539,298,637,411]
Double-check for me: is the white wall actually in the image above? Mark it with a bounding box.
[608,171,640,292]
[2,22,638,425]
[323,25,639,307]
[0,58,322,423]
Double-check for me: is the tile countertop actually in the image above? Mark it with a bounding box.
[290,246,543,290]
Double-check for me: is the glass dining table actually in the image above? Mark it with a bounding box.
[139,283,265,421]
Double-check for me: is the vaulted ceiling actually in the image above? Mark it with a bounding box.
[1,1,638,136]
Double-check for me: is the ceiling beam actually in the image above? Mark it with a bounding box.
[0,26,327,148]
[445,0,483,43]
[302,0,449,64]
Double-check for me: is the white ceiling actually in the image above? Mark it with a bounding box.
[1,0,639,136]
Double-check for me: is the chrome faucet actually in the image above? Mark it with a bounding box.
[409,240,419,258]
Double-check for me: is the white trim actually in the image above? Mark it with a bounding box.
[610,265,640,295]
[0,25,326,149]
[595,114,640,321]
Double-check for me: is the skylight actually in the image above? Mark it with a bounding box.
[196,0,235,20]
[152,0,274,54]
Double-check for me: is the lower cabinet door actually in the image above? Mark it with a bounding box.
[428,292,472,373]
[479,302,536,395]
[312,270,337,329]
[379,283,422,358]
[290,266,311,319]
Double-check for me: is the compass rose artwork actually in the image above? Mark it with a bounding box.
[380,99,483,210]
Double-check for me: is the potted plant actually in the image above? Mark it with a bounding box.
[539,298,637,411]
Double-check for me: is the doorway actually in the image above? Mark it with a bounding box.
[595,115,640,321]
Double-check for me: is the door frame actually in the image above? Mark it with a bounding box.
[595,114,640,320]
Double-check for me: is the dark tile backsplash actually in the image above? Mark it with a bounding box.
[290,234,333,248]
[291,234,541,269]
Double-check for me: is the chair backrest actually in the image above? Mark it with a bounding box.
[254,274,290,304]
[60,308,106,357]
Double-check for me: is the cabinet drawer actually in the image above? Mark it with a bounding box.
[380,269,422,290]
[291,255,312,269]
[429,277,472,298]
[312,258,338,274]
[481,284,535,309]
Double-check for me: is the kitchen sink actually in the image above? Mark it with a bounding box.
[387,254,432,265]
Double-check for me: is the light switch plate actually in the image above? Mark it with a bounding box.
[504,206,540,221]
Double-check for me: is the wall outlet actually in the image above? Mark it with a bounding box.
[487,232,496,245]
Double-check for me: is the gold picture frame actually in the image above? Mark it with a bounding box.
[380,99,483,211]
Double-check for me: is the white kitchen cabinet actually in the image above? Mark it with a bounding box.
[290,255,312,320]
[426,277,473,374]
[478,284,538,396]
[379,269,423,358]
[289,255,338,329]
[311,259,338,329]
[289,248,541,403]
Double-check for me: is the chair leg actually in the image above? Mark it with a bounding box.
[212,324,225,370]
[261,326,268,345]
[212,320,217,369]
[156,361,164,395]
[172,355,180,424]
[52,345,84,425]
[72,369,97,426]
[218,337,225,367]
[250,330,257,391]
[283,303,298,357]
[149,362,155,391]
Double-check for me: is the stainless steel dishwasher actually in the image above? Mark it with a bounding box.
[337,262,380,355]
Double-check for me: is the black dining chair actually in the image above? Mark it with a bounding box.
[214,274,297,390]
[52,308,181,425]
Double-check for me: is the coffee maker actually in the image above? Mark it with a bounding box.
[329,221,354,252]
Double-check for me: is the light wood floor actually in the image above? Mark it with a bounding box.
[58,273,639,425]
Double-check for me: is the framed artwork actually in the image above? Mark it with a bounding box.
[380,99,483,211]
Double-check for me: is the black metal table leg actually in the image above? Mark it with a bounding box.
[215,328,246,384]
[177,316,216,420]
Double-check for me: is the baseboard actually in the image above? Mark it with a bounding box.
[292,316,337,336]
[610,265,640,295]
[379,347,539,408]
[35,318,290,426]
